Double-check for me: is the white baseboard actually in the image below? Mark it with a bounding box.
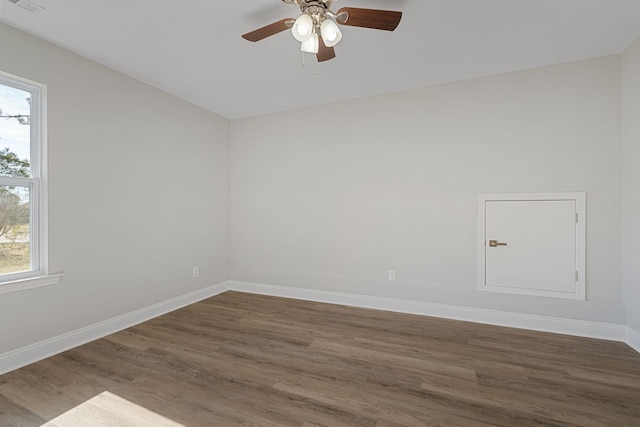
[2,279,636,376]
[228,280,627,343]
[627,327,640,353]
[0,281,230,376]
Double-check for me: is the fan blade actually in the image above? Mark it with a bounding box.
[317,37,336,62]
[242,19,294,42]
[336,7,402,31]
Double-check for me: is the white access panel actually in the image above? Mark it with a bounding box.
[478,193,586,300]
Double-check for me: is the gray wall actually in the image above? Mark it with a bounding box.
[622,37,640,332]
[230,55,625,324]
[2,21,638,357]
[0,23,230,354]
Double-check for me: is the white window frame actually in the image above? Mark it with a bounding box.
[0,71,62,294]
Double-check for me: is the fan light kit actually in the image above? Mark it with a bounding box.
[242,0,402,62]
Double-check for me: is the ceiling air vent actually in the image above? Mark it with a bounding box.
[7,0,45,14]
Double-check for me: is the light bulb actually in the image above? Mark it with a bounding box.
[320,19,342,47]
[292,14,314,42]
[301,33,319,54]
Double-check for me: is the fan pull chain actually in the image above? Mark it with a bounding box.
[301,51,306,67]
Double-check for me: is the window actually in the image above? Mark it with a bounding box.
[0,71,60,293]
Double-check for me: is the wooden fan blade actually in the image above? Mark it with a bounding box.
[317,37,336,62]
[336,7,402,31]
[242,19,294,42]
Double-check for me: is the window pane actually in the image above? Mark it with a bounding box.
[0,83,31,178]
[0,185,30,275]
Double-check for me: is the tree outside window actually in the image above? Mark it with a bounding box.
[0,83,33,276]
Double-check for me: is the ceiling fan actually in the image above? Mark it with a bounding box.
[242,0,402,62]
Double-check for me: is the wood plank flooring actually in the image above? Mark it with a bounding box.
[1,291,640,426]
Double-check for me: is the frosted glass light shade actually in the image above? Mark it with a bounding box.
[320,19,342,47]
[292,14,314,42]
[301,33,319,54]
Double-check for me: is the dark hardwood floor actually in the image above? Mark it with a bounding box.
[1,291,640,426]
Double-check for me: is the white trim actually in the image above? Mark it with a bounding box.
[2,280,637,375]
[229,280,626,342]
[0,272,63,295]
[478,192,586,300]
[38,82,49,275]
[0,281,229,375]
[626,327,640,353]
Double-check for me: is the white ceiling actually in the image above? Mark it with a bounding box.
[1,0,640,120]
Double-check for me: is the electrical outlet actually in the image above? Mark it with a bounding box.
[388,270,397,281]
[193,266,199,278]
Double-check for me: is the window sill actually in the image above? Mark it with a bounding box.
[0,273,65,295]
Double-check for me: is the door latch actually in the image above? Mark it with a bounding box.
[488,240,508,247]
